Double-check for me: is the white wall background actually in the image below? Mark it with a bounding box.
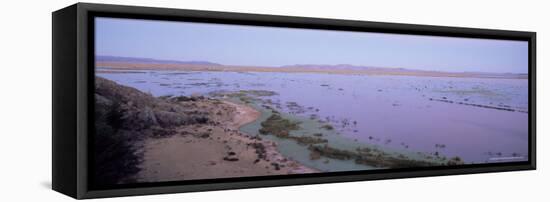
[0,0,547,201]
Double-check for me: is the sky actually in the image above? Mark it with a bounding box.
[95,17,528,73]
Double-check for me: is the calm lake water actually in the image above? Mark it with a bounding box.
[97,69,529,167]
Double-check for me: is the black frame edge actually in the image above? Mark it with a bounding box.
[52,2,536,199]
[529,32,536,169]
[52,3,78,199]
[77,3,92,199]
[77,2,535,40]
[83,164,534,199]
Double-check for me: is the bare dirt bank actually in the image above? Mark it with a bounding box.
[136,99,316,182]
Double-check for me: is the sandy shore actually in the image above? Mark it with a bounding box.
[135,99,316,182]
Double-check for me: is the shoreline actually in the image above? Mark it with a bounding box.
[222,100,318,173]
[96,63,528,80]
[135,98,317,183]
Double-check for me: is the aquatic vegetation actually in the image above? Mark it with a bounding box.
[286,101,300,107]
[446,156,464,165]
[210,90,277,105]
[186,82,210,86]
[320,124,334,130]
[309,114,319,120]
[259,113,301,138]
[238,90,278,97]
[429,97,521,113]
[288,136,328,145]
[308,144,461,168]
[285,101,307,114]
[308,144,357,161]
[258,112,327,145]
[435,144,446,149]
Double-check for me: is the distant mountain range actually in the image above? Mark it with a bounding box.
[280,64,413,71]
[97,56,413,71]
[96,56,221,66]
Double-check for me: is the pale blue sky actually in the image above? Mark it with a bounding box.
[95,17,528,73]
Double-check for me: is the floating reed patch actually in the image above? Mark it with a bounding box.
[308,144,464,168]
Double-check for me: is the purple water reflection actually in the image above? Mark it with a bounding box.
[98,70,528,163]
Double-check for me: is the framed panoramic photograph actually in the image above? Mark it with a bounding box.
[52,3,536,199]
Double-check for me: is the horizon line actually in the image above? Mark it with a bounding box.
[95,55,529,75]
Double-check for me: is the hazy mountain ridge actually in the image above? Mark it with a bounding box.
[281,64,412,71]
[96,55,221,66]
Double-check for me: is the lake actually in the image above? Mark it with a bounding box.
[97,69,529,170]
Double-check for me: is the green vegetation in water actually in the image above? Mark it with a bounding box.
[258,112,329,145]
[320,124,334,130]
[289,136,328,145]
[238,90,278,97]
[210,90,278,104]
[259,112,301,137]
[221,89,464,169]
[308,144,464,168]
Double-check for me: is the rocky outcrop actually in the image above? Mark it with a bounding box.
[93,77,213,185]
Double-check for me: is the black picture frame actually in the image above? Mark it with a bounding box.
[52,3,536,199]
